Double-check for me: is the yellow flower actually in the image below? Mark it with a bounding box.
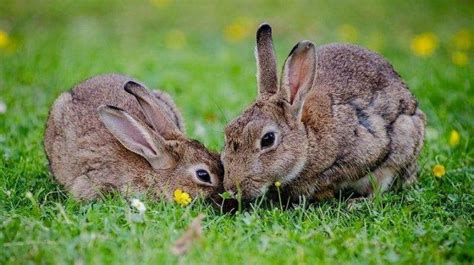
[165,30,186,50]
[337,24,358,43]
[451,29,472,50]
[174,189,192,206]
[451,51,469,67]
[449,130,461,147]
[432,164,446,178]
[224,17,253,43]
[150,0,172,8]
[411,33,438,57]
[275,181,281,188]
[0,30,11,49]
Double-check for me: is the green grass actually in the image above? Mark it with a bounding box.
[1,0,473,264]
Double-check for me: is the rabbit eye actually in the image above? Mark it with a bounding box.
[260,132,275,149]
[195,169,211,183]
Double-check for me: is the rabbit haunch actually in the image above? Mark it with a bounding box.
[222,24,425,201]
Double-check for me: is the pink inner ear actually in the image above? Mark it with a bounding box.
[107,114,157,156]
[289,71,301,104]
[120,123,151,151]
[288,53,313,104]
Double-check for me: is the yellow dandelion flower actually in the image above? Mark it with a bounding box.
[0,30,11,49]
[275,181,281,188]
[224,17,253,43]
[411,33,438,57]
[204,112,217,122]
[150,0,172,8]
[451,51,469,67]
[452,29,472,50]
[337,24,358,43]
[449,130,461,147]
[165,30,186,50]
[174,189,192,206]
[432,164,446,178]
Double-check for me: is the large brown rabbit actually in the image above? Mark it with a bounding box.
[44,74,223,201]
[222,24,425,201]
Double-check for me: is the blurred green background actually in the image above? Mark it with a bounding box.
[0,0,472,264]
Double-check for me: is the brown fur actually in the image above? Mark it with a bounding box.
[44,74,223,201]
[222,24,425,201]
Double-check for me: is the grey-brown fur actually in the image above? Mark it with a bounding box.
[44,74,223,201]
[222,24,425,201]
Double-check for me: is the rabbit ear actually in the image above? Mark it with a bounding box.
[280,40,317,117]
[98,105,174,170]
[255,23,278,100]
[124,81,181,139]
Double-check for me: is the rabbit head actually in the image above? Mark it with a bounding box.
[98,81,224,200]
[222,24,317,199]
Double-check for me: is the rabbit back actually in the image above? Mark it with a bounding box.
[44,74,178,199]
[305,44,425,195]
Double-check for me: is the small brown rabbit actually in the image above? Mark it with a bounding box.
[222,24,425,201]
[44,74,223,201]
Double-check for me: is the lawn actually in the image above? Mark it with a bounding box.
[0,0,473,264]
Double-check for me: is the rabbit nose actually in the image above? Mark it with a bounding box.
[224,179,238,194]
[224,182,236,194]
[226,190,236,197]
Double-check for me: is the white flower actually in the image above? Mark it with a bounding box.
[25,191,33,199]
[425,127,439,141]
[194,122,206,138]
[0,100,6,114]
[130,198,146,214]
